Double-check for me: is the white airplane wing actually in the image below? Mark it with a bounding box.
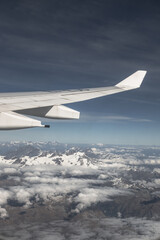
[0,70,147,130]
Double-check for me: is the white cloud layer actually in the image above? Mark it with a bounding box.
[0,217,160,240]
[74,187,129,212]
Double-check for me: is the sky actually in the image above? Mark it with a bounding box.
[0,0,160,145]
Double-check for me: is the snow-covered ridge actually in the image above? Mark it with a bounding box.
[0,151,94,167]
[0,142,97,167]
[0,142,160,169]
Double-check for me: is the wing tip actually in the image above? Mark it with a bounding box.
[116,70,147,90]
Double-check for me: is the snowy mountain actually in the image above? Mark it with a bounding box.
[0,142,96,167]
[1,141,160,169]
[0,141,160,240]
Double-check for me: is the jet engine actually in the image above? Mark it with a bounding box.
[0,111,48,130]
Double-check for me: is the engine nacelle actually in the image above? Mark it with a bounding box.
[0,111,45,130]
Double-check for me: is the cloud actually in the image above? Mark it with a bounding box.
[0,217,160,240]
[3,167,17,174]
[0,143,160,222]
[0,207,8,219]
[0,159,132,218]
[11,186,33,207]
[0,188,13,206]
[153,168,160,173]
[73,187,130,213]
[80,113,152,123]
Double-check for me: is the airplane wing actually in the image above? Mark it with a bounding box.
[0,70,147,130]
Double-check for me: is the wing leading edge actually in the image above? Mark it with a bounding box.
[0,70,147,130]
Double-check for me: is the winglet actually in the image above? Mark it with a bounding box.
[116,70,147,90]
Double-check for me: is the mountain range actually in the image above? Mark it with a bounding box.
[0,141,160,240]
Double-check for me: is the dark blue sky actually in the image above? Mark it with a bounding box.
[0,0,160,145]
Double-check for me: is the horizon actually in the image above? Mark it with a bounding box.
[0,140,160,148]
